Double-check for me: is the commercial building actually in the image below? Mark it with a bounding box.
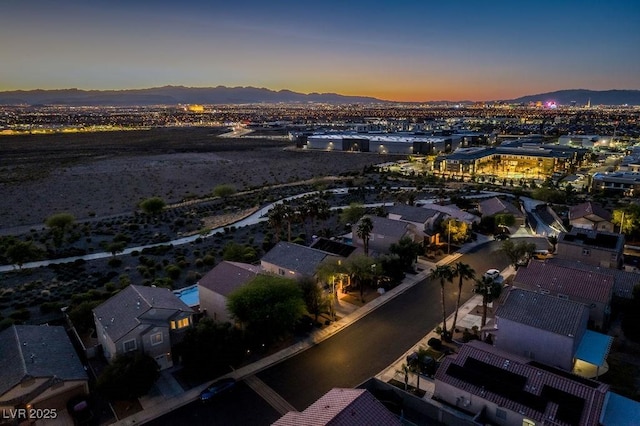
[305,132,461,155]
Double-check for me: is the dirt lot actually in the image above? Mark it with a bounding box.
[0,127,391,229]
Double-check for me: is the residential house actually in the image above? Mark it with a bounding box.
[477,196,525,228]
[0,325,88,413]
[415,202,480,226]
[491,288,589,371]
[261,241,341,280]
[434,340,609,426]
[548,257,640,300]
[310,237,357,258]
[198,261,261,323]
[274,388,401,426]
[556,228,625,269]
[569,202,614,232]
[93,285,194,370]
[513,261,614,329]
[387,203,443,245]
[352,215,414,255]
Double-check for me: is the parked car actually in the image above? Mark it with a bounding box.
[406,352,437,377]
[484,269,501,280]
[494,233,510,241]
[199,378,236,402]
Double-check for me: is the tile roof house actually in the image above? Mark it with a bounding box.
[547,257,640,299]
[198,261,261,323]
[434,341,609,426]
[478,197,525,226]
[352,215,414,255]
[261,241,340,279]
[0,325,88,412]
[491,288,589,371]
[556,228,625,269]
[513,261,614,329]
[273,388,401,426]
[569,202,614,232]
[93,285,194,370]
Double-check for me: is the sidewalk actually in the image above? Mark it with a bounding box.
[112,235,494,425]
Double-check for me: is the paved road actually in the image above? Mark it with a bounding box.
[255,239,523,410]
[153,237,545,424]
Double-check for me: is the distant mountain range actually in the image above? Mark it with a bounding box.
[0,86,638,106]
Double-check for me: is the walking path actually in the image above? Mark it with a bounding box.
[111,235,494,425]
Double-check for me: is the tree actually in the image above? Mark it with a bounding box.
[345,254,377,302]
[431,265,454,341]
[315,260,349,319]
[440,218,470,246]
[612,204,640,237]
[356,217,374,256]
[45,212,75,247]
[298,277,330,322]
[268,203,289,242]
[389,236,423,271]
[68,300,103,334]
[450,262,475,335]
[222,242,257,263]
[5,241,40,269]
[494,213,515,228]
[97,353,160,400]
[474,276,503,327]
[548,235,558,253]
[500,239,536,270]
[177,318,244,376]
[339,203,365,225]
[213,184,236,198]
[139,197,165,215]
[227,275,306,346]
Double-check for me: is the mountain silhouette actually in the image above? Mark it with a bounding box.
[0,86,638,106]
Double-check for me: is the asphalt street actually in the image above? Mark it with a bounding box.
[152,237,546,424]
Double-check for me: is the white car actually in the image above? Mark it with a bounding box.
[484,269,501,281]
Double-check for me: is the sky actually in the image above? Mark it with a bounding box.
[1,0,639,102]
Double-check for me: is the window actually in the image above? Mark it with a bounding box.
[150,332,163,346]
[582,248,590,256]
[496,408,507,420]
[123,339,137,352]
[278,268,285,276]
[171,317,190,330]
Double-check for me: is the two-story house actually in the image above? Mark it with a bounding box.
[513,261,614,330]
[0,325,88,413]
[93,285,193,370]
[556,228,625,269]
[569,201,614,232]
[387,203,443,245]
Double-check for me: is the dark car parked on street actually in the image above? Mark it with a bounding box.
[199,378,237,402]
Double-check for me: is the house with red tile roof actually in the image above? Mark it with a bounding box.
[434,341,609,426]
[273,388,401,426]
[569,202,614,232]
[198,261,261,323]
[513,261,614,329]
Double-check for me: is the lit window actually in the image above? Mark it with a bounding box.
[123,339,137,352]
[171,317,190,330]
[150,332,163,346]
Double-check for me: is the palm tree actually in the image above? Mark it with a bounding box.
[474,276,503,327]
[268,203,288,242]
[450,262,475,336]
[431,264,454,341]
[357,217,374,256]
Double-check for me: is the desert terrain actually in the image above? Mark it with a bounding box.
[0,127,390,231]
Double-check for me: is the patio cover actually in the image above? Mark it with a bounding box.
[601,392,640,426]
[575,330,613,367]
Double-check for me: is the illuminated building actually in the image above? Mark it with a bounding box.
[305,133,461,155]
